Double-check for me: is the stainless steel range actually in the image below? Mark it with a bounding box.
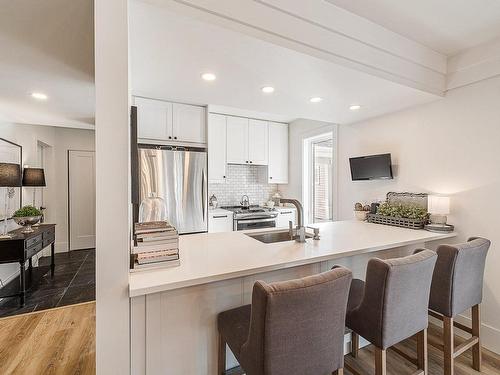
[221,205,278,231]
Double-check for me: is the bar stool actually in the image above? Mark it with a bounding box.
[217,267,352,375]
[425,237,490,375]
[346,250,437,375]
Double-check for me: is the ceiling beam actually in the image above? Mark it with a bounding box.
[149,0,447,96]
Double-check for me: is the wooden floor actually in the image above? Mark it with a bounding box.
[0,301,498,375]
[345,324,500,375]
[0,301,95,375]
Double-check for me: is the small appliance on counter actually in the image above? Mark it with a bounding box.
[425,195,454,233]
[209,194,218,210]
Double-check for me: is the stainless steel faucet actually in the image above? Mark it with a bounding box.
[240,195,250,208]
[281,198,309,243]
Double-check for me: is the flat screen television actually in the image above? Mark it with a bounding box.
[349,153,393,181]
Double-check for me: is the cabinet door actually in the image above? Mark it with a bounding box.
[268,122,288,183]
[248,119,269,165]
[208,114,227,183]
[276,210,295,228]
[135,97,173,141]
[208,212,233,233]
[226,116,249,164]
[172,103,206,143]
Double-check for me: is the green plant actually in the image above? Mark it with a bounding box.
[13,205,42,217]
[376,202,428,220]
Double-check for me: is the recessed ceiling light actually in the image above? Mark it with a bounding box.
[201,73,216,81]
[261,86,275,94]
[31,92,48,100]
[310,97,323,103]
[349,104,361,111]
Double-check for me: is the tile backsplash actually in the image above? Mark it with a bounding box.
[209,164,278,206]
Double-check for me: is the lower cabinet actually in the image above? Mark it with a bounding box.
[276,208,296,228]
[208,210,233,233]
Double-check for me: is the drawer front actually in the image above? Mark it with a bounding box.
[25,234,42,249]
[26,242,43,259]
[43,233,55,247]
[42,229,55,239]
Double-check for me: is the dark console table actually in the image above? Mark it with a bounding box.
[0,224,56,306]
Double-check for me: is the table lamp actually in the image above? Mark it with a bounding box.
[22,167,46,206]
[428,195,450,225]
[0,163,22,238]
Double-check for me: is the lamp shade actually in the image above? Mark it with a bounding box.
[428,195,450,215]
[22,167,46,187]
[0,163,22,187]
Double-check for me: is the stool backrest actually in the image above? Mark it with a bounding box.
[241,267,352,375]
[429,237,490,317]
[359,250,437,349]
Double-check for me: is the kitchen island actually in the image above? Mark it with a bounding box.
[130,221,456,375]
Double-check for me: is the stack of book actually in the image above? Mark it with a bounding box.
[131,221,180,271]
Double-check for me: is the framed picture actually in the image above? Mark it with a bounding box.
[0,138,22,220]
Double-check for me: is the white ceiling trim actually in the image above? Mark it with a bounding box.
[447,37,500,91]
[149,0,446,96]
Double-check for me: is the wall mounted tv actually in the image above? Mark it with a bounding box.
[349,153,393,181]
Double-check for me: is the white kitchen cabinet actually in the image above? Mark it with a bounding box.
[134,97,173,141]
[248,119,269,165]
[134,96,206,144]
[268,122,288,183]
[208,210,233,233]
[172,103,206,143]
[276,207,296,228]
[208,114,227,183]
[226,116,249,164]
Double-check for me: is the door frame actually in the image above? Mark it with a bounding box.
[67,149,96,251]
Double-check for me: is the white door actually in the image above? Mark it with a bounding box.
[172,103,206,143]
[268,122,288,183]
[226,116,248,164]
[134,96,173,141]
[69,150,96,250]
[248,119,269,165]
[208,113,227,183]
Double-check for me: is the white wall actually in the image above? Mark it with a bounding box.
[0,122,94,285]
[337,76,500,353]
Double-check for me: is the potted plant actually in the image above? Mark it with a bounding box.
[354,202,371,221]
[12,205,42,233]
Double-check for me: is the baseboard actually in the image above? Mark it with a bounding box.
[429,313,500,355]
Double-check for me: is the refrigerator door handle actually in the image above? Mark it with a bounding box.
[201,169,206,222]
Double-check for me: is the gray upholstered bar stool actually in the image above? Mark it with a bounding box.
[346,250,437,375]
[424,237,490,375]
[217,267,352,375]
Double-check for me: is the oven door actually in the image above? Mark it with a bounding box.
[236,217,276,231]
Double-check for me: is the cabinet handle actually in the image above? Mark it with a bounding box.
[223,176,226,179]
[246,161,249,163]
[269,176,273,179]
[249,161,253,164]
[281,211,292,214]
[174,136,177,140]
[168,136,172,139]
[213,215,228,218]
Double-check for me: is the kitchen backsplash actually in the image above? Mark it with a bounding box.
[209,164,278,206]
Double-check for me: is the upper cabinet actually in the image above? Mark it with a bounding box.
[268,122,288,184]
[226,116,269,165]
[208,113,227,183]
[248,119,269,165]
[226,116,249,164]
[134,96,206,144]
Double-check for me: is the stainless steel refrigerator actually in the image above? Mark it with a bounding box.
[138,146,207,234]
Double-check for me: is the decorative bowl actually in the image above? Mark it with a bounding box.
[13,216,41,233]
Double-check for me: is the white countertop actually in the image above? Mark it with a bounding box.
[129,221,456,297]
[208,208,233,215]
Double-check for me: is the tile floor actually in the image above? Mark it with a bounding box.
[0,249,95,318]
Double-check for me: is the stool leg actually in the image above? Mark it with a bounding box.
[417,328,428,375]
[333,368,344,375]
[218,333,226,375]
[472,304,481,371]
[374,347,387,375]
[443,316,454,375]
[351,332,359,358]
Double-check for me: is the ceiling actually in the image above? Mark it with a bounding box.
[326,0,500,56]
[130,0,438,125]
[0,0,94,128]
